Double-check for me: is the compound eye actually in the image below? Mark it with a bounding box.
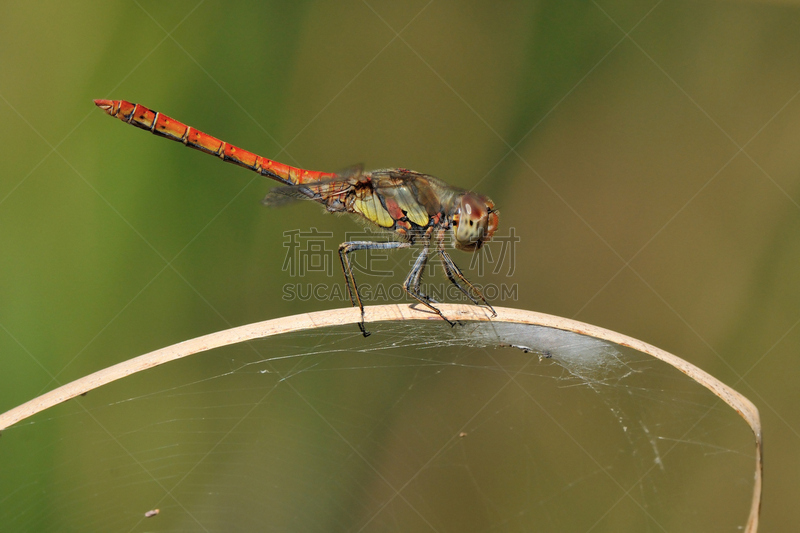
[454,193,491,251]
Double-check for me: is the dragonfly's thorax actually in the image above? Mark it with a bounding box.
[451,192,499,251]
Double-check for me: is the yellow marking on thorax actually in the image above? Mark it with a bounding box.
[353,193,394,228]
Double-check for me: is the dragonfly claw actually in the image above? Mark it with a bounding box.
[440,314,458,328]
[358,311,371,337]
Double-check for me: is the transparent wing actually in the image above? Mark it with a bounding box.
[260,173,359,208]
[261,186,310,208]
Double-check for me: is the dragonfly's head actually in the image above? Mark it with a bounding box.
[452,192,499,251]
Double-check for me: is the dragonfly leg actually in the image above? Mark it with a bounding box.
[406,248,439,304]
[439,250,497,317]
[402,246,456,327]
[338,240,411,337]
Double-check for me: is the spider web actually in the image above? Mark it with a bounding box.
[0,321,756,532]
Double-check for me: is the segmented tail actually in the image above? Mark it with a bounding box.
[93,99,336,186]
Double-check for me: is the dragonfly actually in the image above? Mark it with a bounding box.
[94,99,499,336]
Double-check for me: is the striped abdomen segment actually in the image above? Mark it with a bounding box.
[93,99,336,186]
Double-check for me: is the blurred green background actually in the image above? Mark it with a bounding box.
[1,0,798,530]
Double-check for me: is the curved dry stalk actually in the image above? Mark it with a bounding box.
[0,304,761,531]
